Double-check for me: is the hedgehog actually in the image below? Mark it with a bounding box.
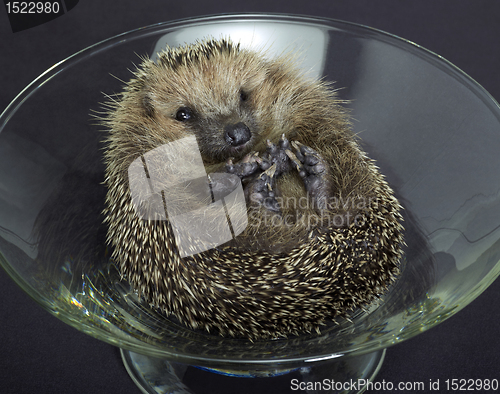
[101,38,404,340]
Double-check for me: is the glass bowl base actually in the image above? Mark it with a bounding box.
[120,348,385,394]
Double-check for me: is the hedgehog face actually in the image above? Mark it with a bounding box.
[136,47,289,164]
[166,81,262,162]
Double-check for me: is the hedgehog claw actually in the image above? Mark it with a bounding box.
[241,151,258,163]
[285,149,302,171]
[262,163,277,179]
[292,141,330,210]
[279,133,290,150]
[225,158,235,172]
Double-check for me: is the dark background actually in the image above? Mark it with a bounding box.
[1,1,499,393]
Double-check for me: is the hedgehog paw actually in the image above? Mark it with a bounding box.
[246,165,281,213]
[225,151,261,178]
[290,141,331,210]
[260,134,294,176]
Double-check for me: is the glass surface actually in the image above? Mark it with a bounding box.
[1,14,500,371]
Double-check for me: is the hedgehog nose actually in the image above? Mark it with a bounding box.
[224,122,251,146]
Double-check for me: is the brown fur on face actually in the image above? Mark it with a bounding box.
[102,39,404,339]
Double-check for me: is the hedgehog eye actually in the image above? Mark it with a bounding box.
[175,107,193,122]
[240,90,248,102]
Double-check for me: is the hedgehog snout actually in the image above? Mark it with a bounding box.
[224,122,251,147]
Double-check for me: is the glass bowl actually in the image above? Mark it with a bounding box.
[1,13,500,394]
